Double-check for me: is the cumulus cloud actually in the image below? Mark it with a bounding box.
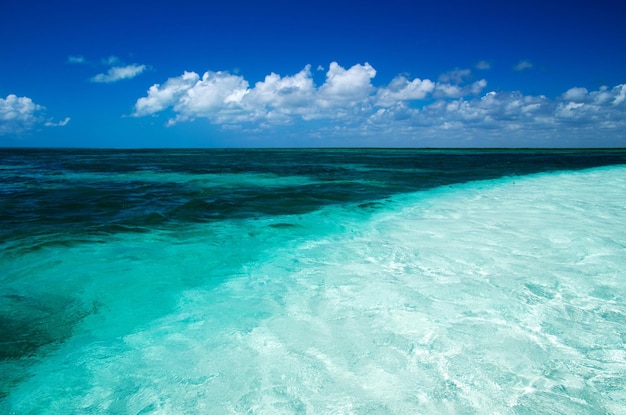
[562,87,589,102]
[418,91,554,128]
[613,84,626,105]
[246,65,316,121]
[318,62,376,104]
[376,75,435,106]
[0,94,69,135]
[551,84,626,127]
[429,68,488,99]
[131,62,626,146]
[133,71,200,117]
[370,83,626,143]
[434,79,488,99]
[0,94,44,134]
[171,71,250,125]
[560,85,626,107]
[133,62,384,125]
[91,63,148,83]
[364,82,626,145]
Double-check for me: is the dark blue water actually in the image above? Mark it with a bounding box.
[3,148,625,247]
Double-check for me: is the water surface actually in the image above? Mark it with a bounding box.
[1,149,625,413]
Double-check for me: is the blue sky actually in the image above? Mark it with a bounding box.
[1,0,625,147]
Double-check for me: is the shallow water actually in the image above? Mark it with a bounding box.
[1,149,625,413]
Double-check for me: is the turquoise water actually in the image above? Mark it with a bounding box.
[1,149,626,414]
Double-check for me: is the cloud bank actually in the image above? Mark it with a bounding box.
[132,62,482,124]
[0,94,70,135]
[132,62,626,145]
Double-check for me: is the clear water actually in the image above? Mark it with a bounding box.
[1,149,625,414]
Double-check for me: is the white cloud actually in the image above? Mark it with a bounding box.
[431,68,488,99]
[246,65,316,121]
[562,87,588,102]
[514,60,533,71]
[133,71,200,117]
[133,62,383,125]
[45,117,71,127]
[363,83,626,146]
[434,79,487,99]
[470,79,488,94]
[91,63,148,83]
[551,84,626,126]
[556,101,585,119]
[69,55,149,83]
[375,75,435,106]
[420,90,554,128]
[421,84,625,136]
[612,84,626,105]
[317,62,376,107]
[1,94,69,135]
[131,63,626,146]
[0,94,43,132]
[171,71,250,124]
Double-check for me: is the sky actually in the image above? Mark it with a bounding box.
[1,0,626,148]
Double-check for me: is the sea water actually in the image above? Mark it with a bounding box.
[1,149,625,414]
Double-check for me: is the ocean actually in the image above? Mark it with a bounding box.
[1,148,625,414]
